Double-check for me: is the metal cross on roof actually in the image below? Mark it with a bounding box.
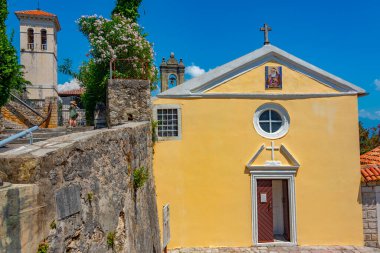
[260,24,272,45]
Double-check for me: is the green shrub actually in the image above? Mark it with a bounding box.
[133,166,148,190]
[49,220,56,230]
[37,241,49,253]
[107,231,116,248]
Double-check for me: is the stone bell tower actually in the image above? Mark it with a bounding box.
[15,9,61,100]
[159,52,185,92]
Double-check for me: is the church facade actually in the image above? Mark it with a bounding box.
[153,44,366,248]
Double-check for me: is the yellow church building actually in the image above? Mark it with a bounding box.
[153,40,366,249]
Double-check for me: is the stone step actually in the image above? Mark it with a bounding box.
[0,126,94,145]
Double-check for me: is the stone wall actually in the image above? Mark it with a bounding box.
[361,182,380,248]
[43,96,58,128]
[0,122,161,253]
[0,96,58,129]
[108,79,152,126]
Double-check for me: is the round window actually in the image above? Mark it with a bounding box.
[253,104,290,139]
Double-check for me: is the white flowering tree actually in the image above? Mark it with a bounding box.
[66,14,157,124]
[78,14,157,81]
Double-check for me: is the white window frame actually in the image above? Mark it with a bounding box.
[253,103,290,139]
[153,104,182,141]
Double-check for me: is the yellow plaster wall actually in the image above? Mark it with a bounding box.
[206,61,339,94]
[153,60,362,248]
[153,95,363,248]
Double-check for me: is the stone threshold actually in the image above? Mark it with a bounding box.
[168,246,380,253]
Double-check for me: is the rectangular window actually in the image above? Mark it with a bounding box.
[154,105,181,140]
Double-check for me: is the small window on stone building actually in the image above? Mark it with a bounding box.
[41,29,47,50]
[27,28,34,50]
[154,105,182,140]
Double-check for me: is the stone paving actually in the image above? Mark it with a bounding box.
[169,246,380,253]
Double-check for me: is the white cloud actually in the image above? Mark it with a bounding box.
[359,109,380,120]
[58,79,81,92]
[375,79,380,91]
[185,64,206,78]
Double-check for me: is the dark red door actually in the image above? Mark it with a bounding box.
[282,180,290,241]
[257,179,273,243]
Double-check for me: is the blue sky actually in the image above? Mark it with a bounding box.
[6,0,380,127]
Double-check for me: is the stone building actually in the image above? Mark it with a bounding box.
[360,146,380,248]
[160,52,185,92]
[15,9,61,101]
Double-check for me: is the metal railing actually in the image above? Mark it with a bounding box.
[0,126,39,147]
[109,59,149,80]
[10,93,44,118]
[27,43,35,50]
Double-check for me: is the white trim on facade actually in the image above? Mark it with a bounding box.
[157,92,359,99]
[250,173,297,246]
[158,44,366,97]
[253,103,290,139]
[153,104,182,141]
[246,144,300,171]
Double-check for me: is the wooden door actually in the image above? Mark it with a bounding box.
[282,180,290,241]
[257,179,274,243]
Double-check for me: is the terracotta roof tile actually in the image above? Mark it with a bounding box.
[58,88,84,96]
[361,165,380,182]
[360,146,380,182]
[360,146,380,165]
[15,10,61,31]
[15,10,56,17]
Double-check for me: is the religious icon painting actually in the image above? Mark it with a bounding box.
[265,66,282,89]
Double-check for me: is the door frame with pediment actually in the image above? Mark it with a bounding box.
[247,143,299,246]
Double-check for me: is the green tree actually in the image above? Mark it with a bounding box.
[0,0,28,107]
[359,122,380,154]
[112,0,143,22]
[60,14,157,125]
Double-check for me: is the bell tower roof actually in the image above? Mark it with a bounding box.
[166,52,178,65]
[15,9,61,31]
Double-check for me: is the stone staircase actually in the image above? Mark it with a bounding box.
[2,100,44,128]
[0,127,94,153]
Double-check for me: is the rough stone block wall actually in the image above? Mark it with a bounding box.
[0,184,40,253]
[1,106,27,127]
[0,122,161,253]
[43,96,58,128]
[361,182,380,248]
[108,79,152,126]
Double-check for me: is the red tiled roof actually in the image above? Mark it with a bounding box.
[360,146,380,182]
[58,88,84,96]
[361,165,380,182]
[15,10,56,17]
[361,146,380,165]
[15,10,61,31]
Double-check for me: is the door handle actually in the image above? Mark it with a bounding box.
[268,201,272,211]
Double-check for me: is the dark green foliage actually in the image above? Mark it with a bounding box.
[133,166,148,191]
[112,0,143,22]
[151,120,158,144]
[49,220,56,230]
[360,122,380,154]
[107,231,116,248]
[37,241,49,253]
[59,58,108,125]
[0,0,28,107]
[78,60,108,125]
